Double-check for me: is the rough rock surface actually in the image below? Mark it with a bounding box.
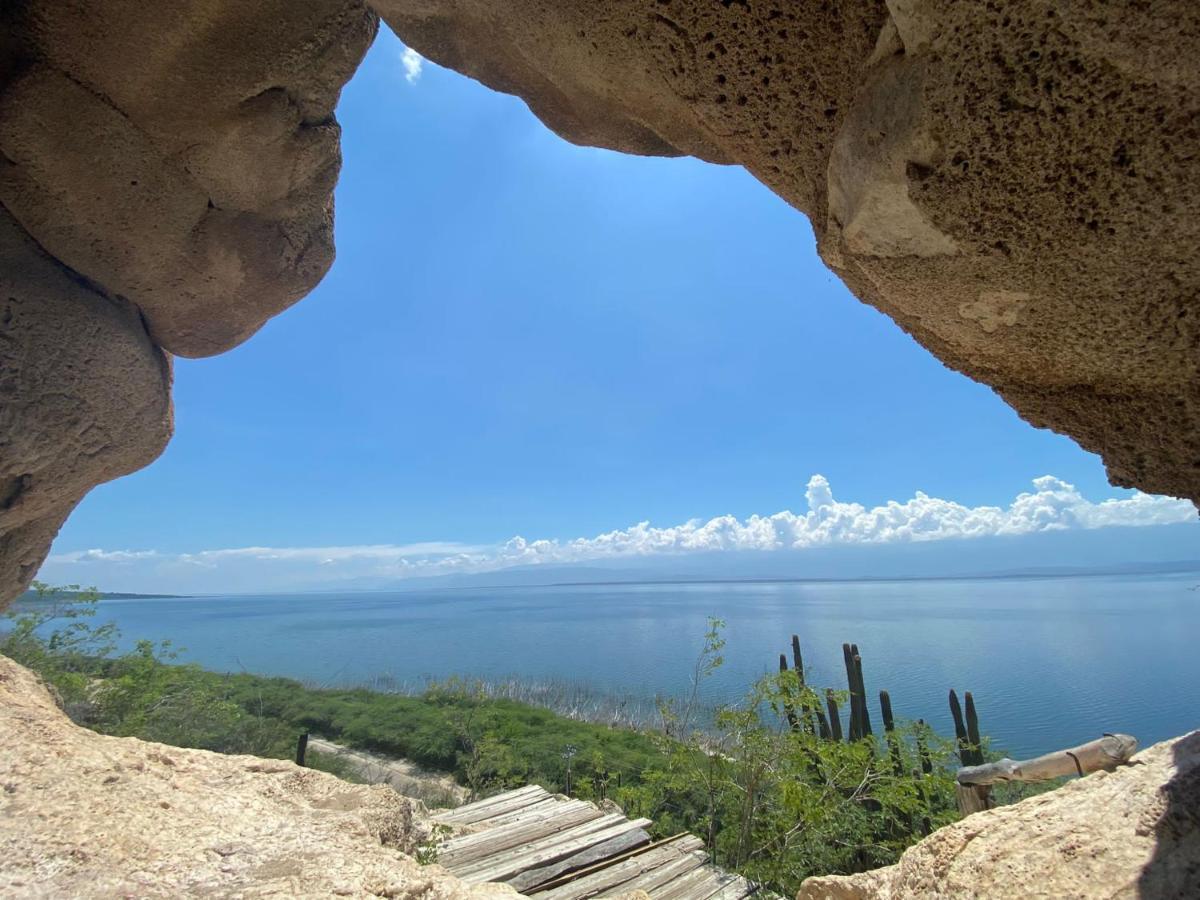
[0,208,172,601]
[2,0,1200,606]
[377,1,1200,505]
[0,1,375,602]
[798,730,1200,899]
[0,654,519,898]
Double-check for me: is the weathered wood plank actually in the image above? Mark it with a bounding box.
[649,864,722,900]
[461,817,653,884]
[525,833,704,897]
[441,800,594,852]
[438,785,542,815]
[604,850,709,897]
[435,785,545,824]
[453,813,628,876]
[525,837,690,900]
[507,827,651,894]
[676,872,730,900]
[437,786,550,825]
[440,805,605,867]
[469,797,562,828]
[703,874,759,900]
[534,843,709,900]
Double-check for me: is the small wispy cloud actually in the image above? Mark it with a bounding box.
[41,476,1196,592]
[400,45,423,84]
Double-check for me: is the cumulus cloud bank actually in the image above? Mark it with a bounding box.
[43,476,1195,591]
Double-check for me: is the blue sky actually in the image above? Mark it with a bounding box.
[41,30,1196,593]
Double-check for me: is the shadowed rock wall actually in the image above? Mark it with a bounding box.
[0,1,377,601]
[1,0,1197,604]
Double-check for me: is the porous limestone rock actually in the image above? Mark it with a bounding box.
[797,730,1200,899]
[0,209,172,602]
[0,0,375,603]
[376,0,1200,503]
[0,0,377,356]
[0,654,519,898]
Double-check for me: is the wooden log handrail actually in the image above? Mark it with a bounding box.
[954,733,1137,815]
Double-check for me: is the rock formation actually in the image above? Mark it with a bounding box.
[1,1,1198,605]
[0,653,519,898]
[797,729,1200,899]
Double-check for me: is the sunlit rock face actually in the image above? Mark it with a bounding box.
[377,0,1200,505]
[0,0,1198,604]
[796,731,1200,899]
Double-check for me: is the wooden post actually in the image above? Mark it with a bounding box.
[295,732,309,767]
[955,733,1138,815]
[826,689,843,742]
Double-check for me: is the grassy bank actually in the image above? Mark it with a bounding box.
[7,583,1036,893]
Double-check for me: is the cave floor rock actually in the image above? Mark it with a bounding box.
[0,654,517,899]
[798,730,1200,899]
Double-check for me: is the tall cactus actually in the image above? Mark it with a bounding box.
[842,643,860,740]
[826,688,843,742]
[949,689,970,765]
[779,653,799,730]
[853,647,872,737]
[964,691,984,766]
[880,690,902,774]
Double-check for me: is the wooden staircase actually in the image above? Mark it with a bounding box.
[432,786,766,900]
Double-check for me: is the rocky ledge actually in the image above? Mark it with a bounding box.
[0,654,515,898]
[799,731,1200,899]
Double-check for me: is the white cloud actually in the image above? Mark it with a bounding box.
[41,476,1196,593]
[400,45,423,84]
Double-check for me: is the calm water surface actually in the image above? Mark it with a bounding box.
[90,573,1199,758]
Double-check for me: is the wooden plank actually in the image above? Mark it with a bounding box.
[527,838,696,900]
[650,864,722,900]
[453,814,628,878]
[526,834,705,899]
[506,828,651,894]
[600,850,709,897]
[436,786,550,825]
[469,797,562,827]
[673,871,729,900]
[440,804,605,867]
[434,785,545,824]
[441,800,593,852]
[437,785,546,817]
[703,874,759,900]
[460,817,654,885]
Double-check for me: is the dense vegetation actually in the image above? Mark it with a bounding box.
[2,583,1037,894]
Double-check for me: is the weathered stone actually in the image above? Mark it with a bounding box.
[0,654,519,898]
[376,0,1200,503]
[0,209,172,599]
[797,730,1200,899]
[0,0,378,356]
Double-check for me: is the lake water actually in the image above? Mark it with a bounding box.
[83,573,1199,759]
